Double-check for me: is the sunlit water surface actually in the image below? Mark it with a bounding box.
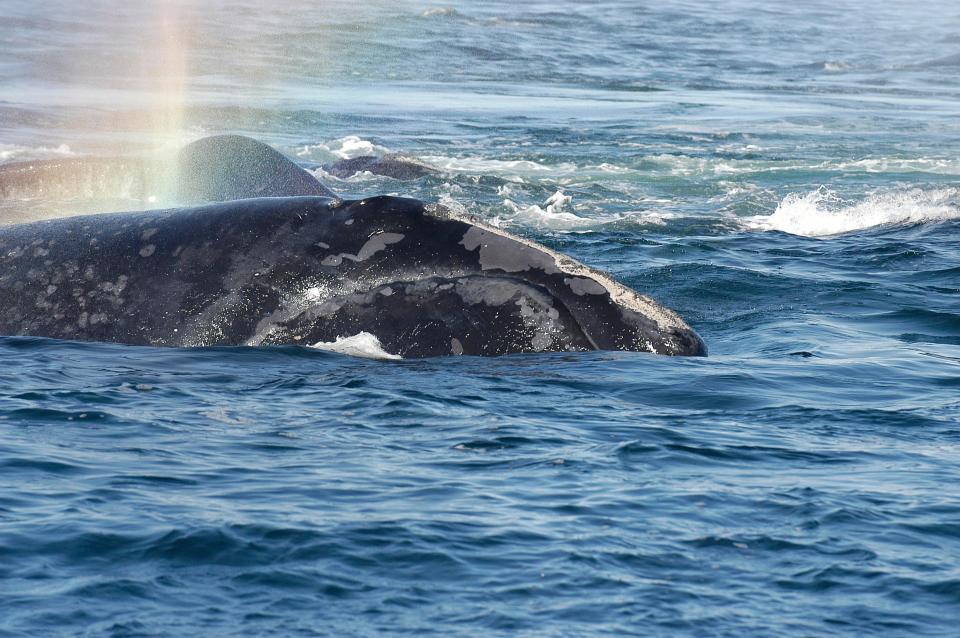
[1,1,959,636]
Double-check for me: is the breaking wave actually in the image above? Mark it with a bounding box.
[745,187,960,237]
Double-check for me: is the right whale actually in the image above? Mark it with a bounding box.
[0,135,706,358]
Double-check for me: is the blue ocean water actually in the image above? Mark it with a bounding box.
[1,0,960,635]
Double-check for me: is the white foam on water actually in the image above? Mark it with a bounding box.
[745,187,960,237]
[592,162,632,174]
[0,142,75,163]
[716,180,763,198]
[493,189,673,231]
[296,136,391,161]
[419,154,578,180]
[418,155,646,185]
[313,146,960,187]
[310,166,376,183]
[498,188,592,229]
[309,332,402,360]
[421,7,458,17]
[437,190,472,218]
[827,158,960,175]
[645,154,960,178]
[817,60,853,72]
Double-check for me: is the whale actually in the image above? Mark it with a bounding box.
[176,134,337,201]
[0,134,334,211]
[0,134,429,218]
[0,135,706,357]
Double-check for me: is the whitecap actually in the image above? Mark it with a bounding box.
[744,187,960,237]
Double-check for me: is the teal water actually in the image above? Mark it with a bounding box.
[1,1,959,636]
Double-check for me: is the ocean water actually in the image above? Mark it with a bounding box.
[2,0,960,635]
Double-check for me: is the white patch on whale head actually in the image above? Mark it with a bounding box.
[309,332,402,360]
[427,202,696,353]
[320,232,405,267]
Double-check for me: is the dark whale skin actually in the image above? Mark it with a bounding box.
[0,196,705,358]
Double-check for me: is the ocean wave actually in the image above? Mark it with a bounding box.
[828,158,960,175]
[307,145,960,189]
[648,154,960,177]
[420,154,578,180]
[745,187,960,237]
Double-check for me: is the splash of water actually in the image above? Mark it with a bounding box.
[746,186,960,237]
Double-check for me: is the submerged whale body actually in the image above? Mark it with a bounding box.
[0,135,706,357]
[321,154,438,180]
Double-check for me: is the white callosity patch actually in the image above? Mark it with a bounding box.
[309,332,402,360]
[515,296,562,352]
[460,226,560,274]
[454,277,525,306]
[746,187,960,237]
[452,276,567,352]
[320,232,405,267]
[563,277,607,296]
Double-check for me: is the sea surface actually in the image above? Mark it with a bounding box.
[1,1,959,636]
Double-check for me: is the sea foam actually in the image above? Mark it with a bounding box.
[297,136,391,161]
[419,155,578,180]
[309,332,402,360]
[498,189,597,229]
[746,187,960,237]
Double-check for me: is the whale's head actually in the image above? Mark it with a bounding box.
[247,197,706,358]
[448,217,707,357]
